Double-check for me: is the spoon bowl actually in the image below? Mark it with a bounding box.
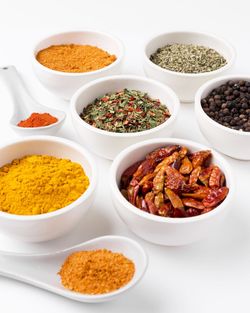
[0,235,148,303]
[0,66,66,136]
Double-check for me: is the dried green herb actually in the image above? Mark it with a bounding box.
[150,44,227,74]
[80,89,170,133]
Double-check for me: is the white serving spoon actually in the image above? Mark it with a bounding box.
[0,235,148,303]
[0,66,66,136]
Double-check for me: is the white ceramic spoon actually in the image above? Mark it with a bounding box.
[0,235,148,303]
[0,66,66,136]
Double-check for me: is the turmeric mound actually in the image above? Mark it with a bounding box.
[0,155,89,215]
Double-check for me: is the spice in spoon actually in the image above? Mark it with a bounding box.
[150,44,227,74]
[80,89,170,133]
[58,249,135,294]
[17,112,58,128]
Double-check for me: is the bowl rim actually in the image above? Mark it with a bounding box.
[70,74,180,138]
[32,30,124,77]
[0,135,97,221]
[143,30,236,78]
[110,137,235,224]
[195,74,250,137]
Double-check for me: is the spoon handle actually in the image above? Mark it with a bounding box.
[0,66,35,115]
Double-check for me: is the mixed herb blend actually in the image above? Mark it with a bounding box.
[80,89,171,133]
[150,44,227,74]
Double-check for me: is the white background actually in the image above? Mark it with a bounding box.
[0,0,250,312]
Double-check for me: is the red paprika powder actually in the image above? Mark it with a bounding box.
[18,113,58,128]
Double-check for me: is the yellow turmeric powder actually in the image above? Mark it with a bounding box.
[36,44,117,73]
[0,155,89,215]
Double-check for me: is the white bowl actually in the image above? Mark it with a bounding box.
[143,31,236,102]
[70,75,180,160]
[0,136,97,242]
[32,30,124,100]
[195,75,250,160]
[110,138,234,246]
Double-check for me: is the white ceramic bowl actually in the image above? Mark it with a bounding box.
[70,75,180,160]
[0,136,97,242]
[32,30,124,100]
[110,138,234,246]
[195,75,250,160]
[143,31,236,102]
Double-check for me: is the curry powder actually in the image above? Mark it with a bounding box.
[36,44,117,73]
[58,249,135,294]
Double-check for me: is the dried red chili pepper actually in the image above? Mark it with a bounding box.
[198,165,214,186]
[165,188,184,209]
[202,187,229,208]
[133,158,156,181]
[209,166,225,188]
[127,178,140,205]
[179,156,193,174]
[120,146,229,218]
[147,145,181,162]
[158,202,173,217]
[186,208,200,217]
[165,166,185,191]
[154,192,164,209]
[182,198,205,210]
[120,160,143,189]
[189,166,201,185]
[178,146,188,159]
[190,150,211,168]
[154,151,180,173]
[182,186,210,200]
[145,192,158,214]
[141,181,153,196]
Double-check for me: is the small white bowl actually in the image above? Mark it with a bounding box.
[32,30,124,100]
[143,31,236,102]
[0,136,97,242]
[195,75,250,160]
[70,75,180,160]
[110,138,234,246]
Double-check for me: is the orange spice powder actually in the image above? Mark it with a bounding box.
[17,113,58,128]
[58,249,135,295]
[36,44,117,73]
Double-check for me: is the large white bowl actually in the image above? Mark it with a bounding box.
[0,136,97,242]
[110,138,234,246]
[32,30,124,100]
[143,31,236,102]
[70,75,180,160]
[195,75,250,160]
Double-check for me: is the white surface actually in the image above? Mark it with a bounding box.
[0,0,249,312]
[110,138,235,245]
[0,236,147,303]
[0,136,97,242]
[70,75,179,159]
[195,75,250,159]
[32,30,124,99]
[143,31,235,102]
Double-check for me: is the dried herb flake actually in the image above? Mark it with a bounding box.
[80,89,170,133]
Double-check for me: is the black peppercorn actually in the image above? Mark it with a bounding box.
[201,80,250,132]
